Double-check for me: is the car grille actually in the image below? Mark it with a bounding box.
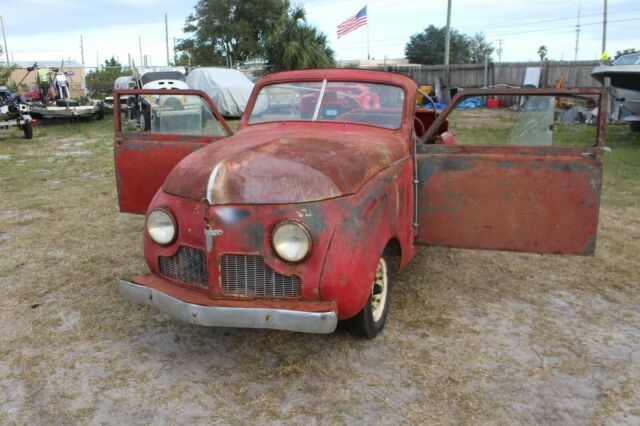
[158,246,209,288]
[219,254,301,298]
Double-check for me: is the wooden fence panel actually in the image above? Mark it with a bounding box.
[383,61,601,88]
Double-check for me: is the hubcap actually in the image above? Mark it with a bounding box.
[371,257,388,322]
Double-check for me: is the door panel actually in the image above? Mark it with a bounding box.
[416,145,602,254]
[113,89,232,214]
[415,88,607,255]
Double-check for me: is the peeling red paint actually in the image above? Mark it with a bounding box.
[114,71,608,331]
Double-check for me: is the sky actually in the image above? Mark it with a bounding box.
[1,0,639,69]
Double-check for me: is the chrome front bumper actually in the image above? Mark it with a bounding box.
[117,279,338,334]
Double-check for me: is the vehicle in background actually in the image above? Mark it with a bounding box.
[126,67,188,130]
[186,67,254,118]
[104,76,136,113]
[592,52,640,132]
[0,86,35,139]
[28,66,104,120]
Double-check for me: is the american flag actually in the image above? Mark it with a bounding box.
[337,6,367,39]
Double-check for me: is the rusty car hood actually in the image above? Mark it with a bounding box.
[162,123,408,204]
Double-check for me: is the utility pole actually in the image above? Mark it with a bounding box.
[173,37,177,64]
[96,50,99,69]
[80,35,85,67]
[128,53,132,69]
[602,0,608,57]
[165,13,170,66]
[0,16,9,66]
[497,39,504,63]
[444,0,452,86]
[138,36,143,67]
[574,0,581,61]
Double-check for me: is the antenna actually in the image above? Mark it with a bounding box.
[497,39,504,63]
[574,0,581,61]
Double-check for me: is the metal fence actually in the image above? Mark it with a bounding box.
[382,60,601,88]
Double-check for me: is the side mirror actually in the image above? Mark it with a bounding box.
[128,81,136,89]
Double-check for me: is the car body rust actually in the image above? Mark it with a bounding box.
[113,68,608,336]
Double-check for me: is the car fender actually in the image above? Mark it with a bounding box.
[319,159,414,319]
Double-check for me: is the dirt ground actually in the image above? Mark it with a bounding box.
[0,118,639,425]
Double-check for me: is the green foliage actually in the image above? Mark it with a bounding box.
[265,6,334,71]
[85,57,132,98]
[0,66,12,87]
[537,45,548,61]
[404,25,493,65]
[615,48,639,59]
[177,0,289,67]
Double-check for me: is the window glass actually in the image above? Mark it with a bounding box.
[613,53,640,65]
[249,81,405,129]
[120,93,227,137]
[441,94,598,147]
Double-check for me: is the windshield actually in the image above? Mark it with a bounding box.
[613,53,640,65]
[249,81,405,129]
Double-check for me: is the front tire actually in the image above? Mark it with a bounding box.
[23,123,33,139]
[348,251,393,339]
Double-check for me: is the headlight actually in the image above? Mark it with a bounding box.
[146,209,176,245]
[272,222,311,263]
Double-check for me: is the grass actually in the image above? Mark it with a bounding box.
[0,112,638,424]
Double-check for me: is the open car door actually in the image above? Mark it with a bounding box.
[114,89,232,214]
[415,88,607,255]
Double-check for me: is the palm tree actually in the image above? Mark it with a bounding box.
[266,7,334,71]
[537,45,548,61]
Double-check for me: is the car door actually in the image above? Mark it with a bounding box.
[114,89,233,214]
[415,87,607,255]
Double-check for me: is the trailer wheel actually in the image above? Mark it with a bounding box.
[139,110,151,131]
[23,123,33,139]
[96,102,105,120]
[348,249,393,339]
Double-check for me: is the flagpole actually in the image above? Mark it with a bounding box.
[367,21,370,60]
[366,6,370,60]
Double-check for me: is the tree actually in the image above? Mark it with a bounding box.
[537,45,548,61]
[177,0,289,67]
[0,45,12,87]
[404,25,491,65]
[85,57,132,97]
[615,48,638,59]
[468,33,494,64]
[265,6,334,71]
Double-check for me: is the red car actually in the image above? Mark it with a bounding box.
[113,69,608,338]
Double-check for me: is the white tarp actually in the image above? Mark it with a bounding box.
[114,76,135,90]
[186,68,254,117]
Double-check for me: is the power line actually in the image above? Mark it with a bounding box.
[334,15,640,51]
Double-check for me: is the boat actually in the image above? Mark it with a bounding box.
[592,52,640,131]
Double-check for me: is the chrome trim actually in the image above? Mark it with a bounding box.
[117,279,337,334]
[206,162,223,204]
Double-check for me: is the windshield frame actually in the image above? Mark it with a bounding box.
[245,78,408,131]
[613,53,640,65]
